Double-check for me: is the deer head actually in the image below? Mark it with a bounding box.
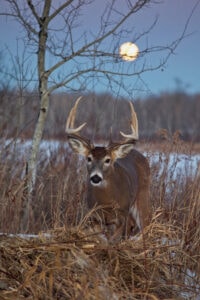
[65,96,139,175]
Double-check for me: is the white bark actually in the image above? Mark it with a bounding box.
[20,91,49,231]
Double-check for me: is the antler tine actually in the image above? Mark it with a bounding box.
[66,96,86,134]
[120,101,139,141]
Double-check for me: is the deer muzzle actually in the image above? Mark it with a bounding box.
[90,173,103,186]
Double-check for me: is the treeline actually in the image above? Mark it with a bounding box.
[0,89,199,141]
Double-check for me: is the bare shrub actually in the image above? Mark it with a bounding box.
[32,147,88,232]
[0,140,26,233]
[0,139,88,233]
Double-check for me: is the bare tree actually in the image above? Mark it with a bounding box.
[0,0,194,231]
[4,42,36,132]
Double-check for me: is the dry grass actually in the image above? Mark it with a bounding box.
[0,220,199,299]
[0,137,199,299]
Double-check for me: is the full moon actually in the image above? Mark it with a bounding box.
[119,42,139,61]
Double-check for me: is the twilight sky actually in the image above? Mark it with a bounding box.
[0,0,200,98]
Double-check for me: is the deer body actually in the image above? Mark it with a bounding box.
[86,148,150,239]
[66,98,151,241]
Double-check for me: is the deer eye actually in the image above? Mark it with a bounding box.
[87,156,92,163]
[104,158,111,165]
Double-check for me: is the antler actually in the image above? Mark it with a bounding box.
[120,101,138,141]
[65,96,86,134]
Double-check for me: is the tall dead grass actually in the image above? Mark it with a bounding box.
[0,136,199,299]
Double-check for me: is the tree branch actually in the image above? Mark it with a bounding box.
[46,0,150,76]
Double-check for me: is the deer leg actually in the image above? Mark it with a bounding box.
[129,202,142,233]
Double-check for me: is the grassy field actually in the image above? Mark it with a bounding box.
[0,137,199,299]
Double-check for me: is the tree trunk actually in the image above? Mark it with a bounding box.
[20,90,49,232]
[19,1,51,232]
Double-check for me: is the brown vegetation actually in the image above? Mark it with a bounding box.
[0,221,199,300]
[0,133,199,299]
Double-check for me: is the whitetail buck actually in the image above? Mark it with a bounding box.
[66,97,151,241]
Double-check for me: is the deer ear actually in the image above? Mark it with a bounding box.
[112,143,134,159]
[68,136,89,156]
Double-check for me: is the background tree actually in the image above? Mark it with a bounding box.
[0,0,192,231]
[2,42,36,135]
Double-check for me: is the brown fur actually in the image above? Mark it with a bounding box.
[87,148,151,241]
[68,136,151,242]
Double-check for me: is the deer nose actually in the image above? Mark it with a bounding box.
[90,174,102,185]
